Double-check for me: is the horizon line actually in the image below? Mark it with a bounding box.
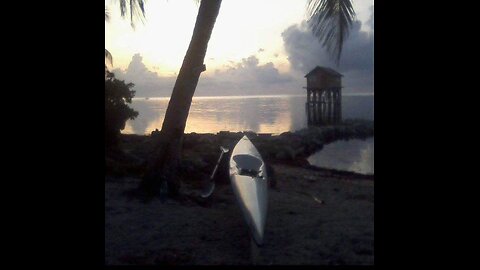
[133,93,374,100]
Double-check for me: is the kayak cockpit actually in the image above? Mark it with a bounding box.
[232,154,265,178]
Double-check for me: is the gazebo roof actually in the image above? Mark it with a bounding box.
[304,66,343,78]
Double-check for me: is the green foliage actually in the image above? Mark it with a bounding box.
[105,71,139,147]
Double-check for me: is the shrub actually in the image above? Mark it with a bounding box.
[105,71,138,148]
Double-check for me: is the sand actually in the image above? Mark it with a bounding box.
[105,163,374,265]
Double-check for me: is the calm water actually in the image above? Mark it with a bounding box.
[308,138,374,175]
[123,94,374,135]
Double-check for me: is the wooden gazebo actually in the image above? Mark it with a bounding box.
[304,66,342,125]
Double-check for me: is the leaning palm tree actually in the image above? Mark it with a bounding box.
[112,0,356,196]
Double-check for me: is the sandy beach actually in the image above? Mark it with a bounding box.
[105,128,374,265]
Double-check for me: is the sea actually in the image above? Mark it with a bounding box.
[123,94,374,174]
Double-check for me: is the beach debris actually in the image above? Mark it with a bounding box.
[312,196,324,204]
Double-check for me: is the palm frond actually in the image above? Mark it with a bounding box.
[118,0,146,28]
[306,0,356,64]
[105,49,113,67]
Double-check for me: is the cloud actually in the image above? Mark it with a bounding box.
[366,6,374,31]
[112,53,176,97]
[196,56,298,96]
[281,7,374,93]
[112,54,300,97]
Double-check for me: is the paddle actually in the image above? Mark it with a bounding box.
[200,146,229,198]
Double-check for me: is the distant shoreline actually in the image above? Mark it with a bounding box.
[133,93,374,100]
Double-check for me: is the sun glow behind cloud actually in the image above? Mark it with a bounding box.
[105,0,310,75]
[105,0,198,75]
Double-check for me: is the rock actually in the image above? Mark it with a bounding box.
[266,163,276,188]
[198,134,216,144]
[285,146,296,160]
[293,146,305,157]
[293,128,310,139]
[151,128,161,137]
[275,149,289,160]
[243,131,258,140]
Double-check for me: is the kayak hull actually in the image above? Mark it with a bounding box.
[229,135,268,246]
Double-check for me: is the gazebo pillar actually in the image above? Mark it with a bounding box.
[326,89,332,124]
[338,88,342,122]
[312,90,318,123]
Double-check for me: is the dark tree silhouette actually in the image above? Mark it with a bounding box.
[104,2,144,149]
[105,71,139,149]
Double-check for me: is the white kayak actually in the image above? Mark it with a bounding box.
[229,135,268,246]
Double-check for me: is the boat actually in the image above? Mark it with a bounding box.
[229,135,268,246]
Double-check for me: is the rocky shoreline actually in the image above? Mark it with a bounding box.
[107,119,374,179]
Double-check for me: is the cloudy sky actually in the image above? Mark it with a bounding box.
[105,0,373,97]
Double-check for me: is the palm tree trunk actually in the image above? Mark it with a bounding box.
[141,0,222,197]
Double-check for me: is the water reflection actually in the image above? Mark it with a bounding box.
[307,138,374,175]
[122,94,373,135]
[124,96,299,134]
[123,98,169,135]
[288,96,309,131]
